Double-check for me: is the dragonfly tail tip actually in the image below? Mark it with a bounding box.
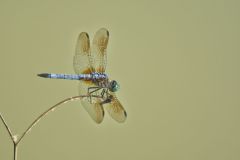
[37,73,50,78]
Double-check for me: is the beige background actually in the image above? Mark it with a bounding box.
[0,0,240,160]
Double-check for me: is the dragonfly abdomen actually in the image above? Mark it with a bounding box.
[37,73,108,81]
[37,73,89,80]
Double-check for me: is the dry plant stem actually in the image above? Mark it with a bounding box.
[0,112,18,160]
[16,95,97,145]
[0,94,102,160]
[14,144,17,160]
[0,112,15,142]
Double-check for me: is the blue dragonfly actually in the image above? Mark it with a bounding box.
[38,28,127,123]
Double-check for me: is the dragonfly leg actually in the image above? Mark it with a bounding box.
[101,89,109,99]
[87,87,101,103]
[100,89,112,105]
[100,89,106,98]
[106,89,109,99]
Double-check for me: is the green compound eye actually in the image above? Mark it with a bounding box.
[110,80,120,92]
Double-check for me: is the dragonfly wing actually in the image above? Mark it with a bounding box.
[73,32,94,74]
[92,28,109,73]
[78,82,104,124]
[74,31,104,123]
[104,92,127,123]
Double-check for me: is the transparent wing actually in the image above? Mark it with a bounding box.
[74,31,104,123]
[73,32,94,74]
[78,82,104,124]
[92,28,109,73]
[104,92,127,123]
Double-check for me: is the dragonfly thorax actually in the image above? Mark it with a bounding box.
[93,78,120,92]
[91,72,108,80]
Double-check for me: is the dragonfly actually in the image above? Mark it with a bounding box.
[38,28,127,123]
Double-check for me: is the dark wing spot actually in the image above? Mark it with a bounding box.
[124,110,127,117]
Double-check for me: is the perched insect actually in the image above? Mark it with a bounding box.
[38,28,127,123]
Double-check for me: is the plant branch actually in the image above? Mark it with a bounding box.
[14,144,18,160]
[16,95,100,145]
[0,112,15,143]
[1,94,102,160]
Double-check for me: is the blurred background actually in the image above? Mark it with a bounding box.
[0,0,240,159]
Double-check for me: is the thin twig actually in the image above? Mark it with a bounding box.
[14,144,18,160]
[16,95,101,145]
[0,112,15,143]
[1,94,102,160]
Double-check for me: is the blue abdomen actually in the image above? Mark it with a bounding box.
[38,73,108,80]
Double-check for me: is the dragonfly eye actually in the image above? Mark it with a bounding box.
[110,80,120,92]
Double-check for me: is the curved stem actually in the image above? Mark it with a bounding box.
[1,94,102,160]
[0,113,15,143]
[16,95,93,145]
[0,113,18,160]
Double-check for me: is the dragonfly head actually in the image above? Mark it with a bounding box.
[109,80,120,92]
